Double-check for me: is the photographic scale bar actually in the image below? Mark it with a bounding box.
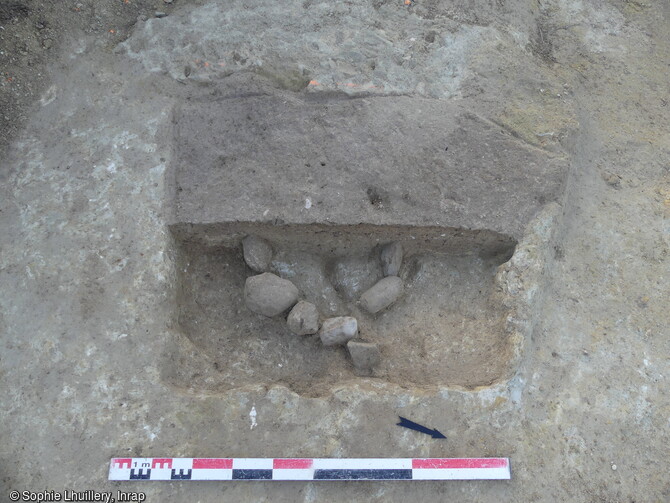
[109,458,510,481]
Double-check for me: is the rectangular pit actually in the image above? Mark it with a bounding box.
[163,89,567,396]
[164,223,517,396]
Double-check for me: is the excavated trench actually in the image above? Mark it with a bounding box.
[160,87,567,397]
[165,223,517,395]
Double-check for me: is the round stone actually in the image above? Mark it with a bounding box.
[242,235,273,272]
[244,273,299,317]
[359,276,403,314]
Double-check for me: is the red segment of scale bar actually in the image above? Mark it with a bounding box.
[273,459,313,469]
[412,458,508,469]
[113,459,132,468]
[192,458,233,469]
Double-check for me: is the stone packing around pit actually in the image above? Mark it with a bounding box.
[242,235,407,371]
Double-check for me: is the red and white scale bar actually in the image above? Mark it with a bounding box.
[109,458,510,481]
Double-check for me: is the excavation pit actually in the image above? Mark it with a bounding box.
[163,88,568,396]
[165,224,517,396]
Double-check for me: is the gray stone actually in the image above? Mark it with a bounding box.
[244,273,299,317]
[272,250,346,316]
[329,255,382,301]
[287,301,320,335]
[319,317,358,346]
[347,341,381,372]
[359,276,403,314]
[381,242,403,276]
[242,235,273,272]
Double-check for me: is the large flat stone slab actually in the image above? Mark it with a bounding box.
[170,93,568,240]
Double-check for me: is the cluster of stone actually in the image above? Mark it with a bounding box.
[359,242,404,314]
[241,236,405,374]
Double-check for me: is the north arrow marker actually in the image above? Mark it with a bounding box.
[397,416,446,439]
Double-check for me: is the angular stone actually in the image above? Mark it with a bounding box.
[359,276,403,314]
[347,341,381,372]
[319,317,358,346]
[381,242,403,276]
[244,273,299,317]
[287,301,320,335]
[242,235,273,272]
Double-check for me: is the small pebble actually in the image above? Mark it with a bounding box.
[319,317,358,346]
[602,172,622,189]
[359,276,403,314]
[381,242,403,276]
[155,11,168,18]
[347,341,381,373]
[242,235,273,272]
[287,301,320,335]
[244,273,299,317]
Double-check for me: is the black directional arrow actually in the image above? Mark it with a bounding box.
[397,416,446,439]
